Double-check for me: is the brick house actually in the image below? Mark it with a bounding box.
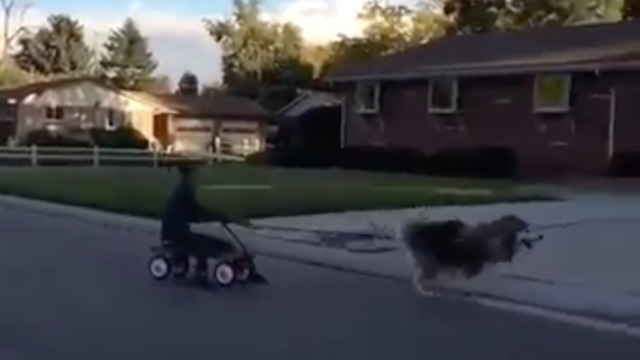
[326,20,640,177]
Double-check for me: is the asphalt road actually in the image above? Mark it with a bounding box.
[1,205,639,360]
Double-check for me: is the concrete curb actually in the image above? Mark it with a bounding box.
[1,194,640,337]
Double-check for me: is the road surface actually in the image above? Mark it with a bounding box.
[0,204,639,360]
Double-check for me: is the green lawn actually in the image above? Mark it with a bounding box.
[0,164,555,219]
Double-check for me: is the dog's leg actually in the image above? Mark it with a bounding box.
[414,272,437,297]
[411,254,440,297]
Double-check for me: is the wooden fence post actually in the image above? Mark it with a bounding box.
[214,136,221,162]
[30,145,37,166]
[93,146,99,167]
[243,138,249,156]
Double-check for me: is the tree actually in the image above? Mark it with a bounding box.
[440,0,622,34]
[177,71,199,95]
[205,0,272,90]
[361,0,445,50]
[204,0,315,97]
[301,44,333,77]
[322,0,446,76]
[14,14,93,76]
[100,18,158,90]
[567,0,623,22]
[148,75,172,93]
[504,0,573,29]
[441,0,508,34]
[1,0,31,65]
[201,82,225,97]
[622,0,640,18]
[324,36,388,75]
[505,0,622,29]
[0,57,31,86]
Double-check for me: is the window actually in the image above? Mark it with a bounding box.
[45,106,64,120]
[354,82,380,114]
[429,78,459,113]
[533,74,571,113]
[105,109,119,130]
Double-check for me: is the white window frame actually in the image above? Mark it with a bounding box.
[428,77,459,114]
[533,74,572,113]
[354,82,381,114]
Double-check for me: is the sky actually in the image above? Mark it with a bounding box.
[13,0,412,86]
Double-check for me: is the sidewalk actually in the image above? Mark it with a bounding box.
[1,194,640,327]
[252,196,640,323]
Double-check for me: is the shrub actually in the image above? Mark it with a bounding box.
[338,147,427,173]
[425,146,518,178]
[24,129,92,147]
[249,145,518,178]
[89,126,148,149]
[245,149,277,165]
[610,152,640,177]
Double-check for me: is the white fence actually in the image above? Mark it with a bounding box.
[0,146,245,167]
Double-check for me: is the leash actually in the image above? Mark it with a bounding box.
[245,215,640,254]
[255,215,640,235]
[530,216,640,232]
[251,223,395,241]
[253,215,640,243]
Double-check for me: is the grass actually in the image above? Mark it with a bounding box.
[0,164,556,219]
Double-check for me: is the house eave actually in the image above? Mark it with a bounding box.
[173,113,270,121]
[326,61,640,83]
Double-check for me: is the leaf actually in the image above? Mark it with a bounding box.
[13,13,92,76]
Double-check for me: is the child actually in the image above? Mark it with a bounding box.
[160,163,253,281]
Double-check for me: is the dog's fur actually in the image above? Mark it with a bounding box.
[402,215,530,295]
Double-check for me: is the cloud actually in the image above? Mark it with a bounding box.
[10,1,223,85]
[268,0,370,43]
[4,0,416,85]
[270,0,419,43]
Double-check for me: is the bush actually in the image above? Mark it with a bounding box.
[338,147,427,173]
[425,146,518,178]
[24,129,92,147]
[610,152,640,177]
[89,126,148,149]
[245,150,277,165]
[24,126,150,149]
[248,145,518,178]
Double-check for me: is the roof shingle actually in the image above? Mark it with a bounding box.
[327,20,640,81]
[0,77,268,120]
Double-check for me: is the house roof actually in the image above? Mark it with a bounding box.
[326,20,640,82]
[147,93,269,119]
[277,89,341,117]
[0,77,268,119]
[0,77,175,112]
[0,77,109,101]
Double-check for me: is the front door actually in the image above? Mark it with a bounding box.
[153,114,170,147]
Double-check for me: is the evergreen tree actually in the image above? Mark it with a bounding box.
[100,18,157,90]
[15,14,93,76]
[177,71,199,95]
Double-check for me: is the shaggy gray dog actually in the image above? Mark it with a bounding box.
[402,215,534,296]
